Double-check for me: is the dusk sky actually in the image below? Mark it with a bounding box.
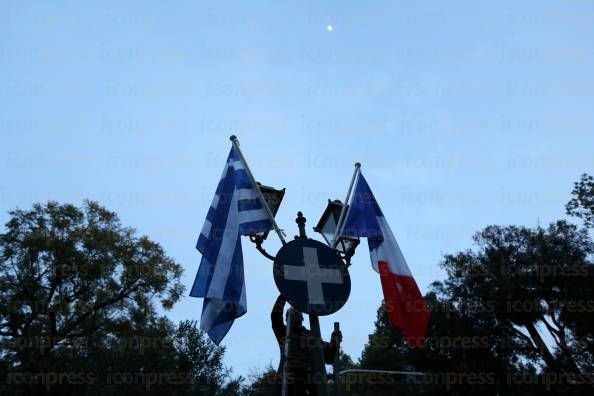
[2,1,594,378]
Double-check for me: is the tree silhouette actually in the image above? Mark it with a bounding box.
[0,201,240,395]
[566,173,594,229]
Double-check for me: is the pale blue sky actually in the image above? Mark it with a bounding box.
[2,0,594,379]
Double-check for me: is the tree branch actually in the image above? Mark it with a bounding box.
[540,315,562,349]
[57,281,140,341]
[508,326,538,351]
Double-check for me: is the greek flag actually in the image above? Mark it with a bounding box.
[190,146,273,344]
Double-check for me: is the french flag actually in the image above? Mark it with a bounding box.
[342,172,430,348]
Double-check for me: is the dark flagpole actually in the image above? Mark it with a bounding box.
[281,311,292,396]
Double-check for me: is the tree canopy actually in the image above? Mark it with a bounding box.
[566,173,594,229]
[0,201,240,395]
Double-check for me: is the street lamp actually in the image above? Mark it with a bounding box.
[314,199,359,264]
[248,183,285,260]
[253,182,285,237]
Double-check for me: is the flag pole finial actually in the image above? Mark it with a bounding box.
[229,135,237,142]
[355,162,361,168]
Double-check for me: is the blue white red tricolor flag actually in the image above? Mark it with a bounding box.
[342,172,430,348]
[190,146,273,344]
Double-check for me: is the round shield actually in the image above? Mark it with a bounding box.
[273,238,351,316]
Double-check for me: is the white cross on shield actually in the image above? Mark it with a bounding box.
[284,247,343,305]
[273,238,351,316]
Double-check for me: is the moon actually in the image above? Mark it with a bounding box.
[327,25,333,32]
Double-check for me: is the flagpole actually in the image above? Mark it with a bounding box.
[230,135,287,245]
[331,162,361,248]
[281,310,292,396]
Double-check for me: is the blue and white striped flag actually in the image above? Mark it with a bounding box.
[190,146,273,344]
